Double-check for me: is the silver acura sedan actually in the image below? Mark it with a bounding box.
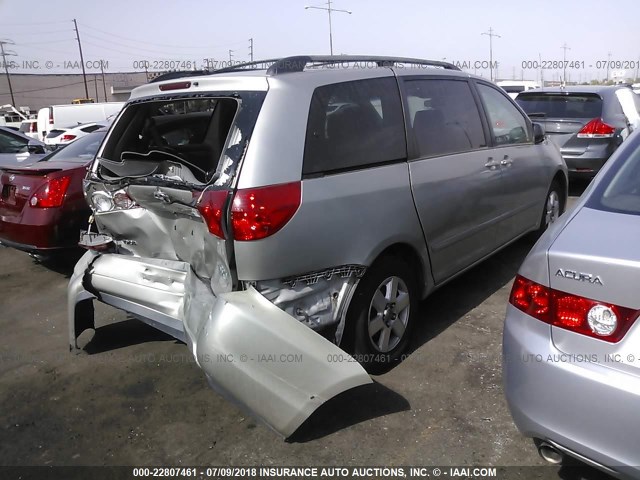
[503,130,640,478]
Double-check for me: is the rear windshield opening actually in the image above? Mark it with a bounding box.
[100,97,239,183]
[516,93,603,119]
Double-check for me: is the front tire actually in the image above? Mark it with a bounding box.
[536,180,564,235]
[347,256,419,372]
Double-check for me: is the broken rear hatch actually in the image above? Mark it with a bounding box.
[70,85,371,437]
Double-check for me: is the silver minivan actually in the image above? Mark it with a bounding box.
[69,56,567,436]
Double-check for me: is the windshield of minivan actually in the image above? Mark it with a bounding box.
[517,93,603,119]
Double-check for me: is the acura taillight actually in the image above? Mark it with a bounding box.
[577,118,616,138]
[196,182,301,241]
[29,176,71,208]
[509,275,640,343]
[60,134,77,142]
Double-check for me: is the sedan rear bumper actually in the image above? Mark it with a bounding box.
[503,305,640,479]
[561,142,618,179]
[69,251,371,437]
[0,208,85,251]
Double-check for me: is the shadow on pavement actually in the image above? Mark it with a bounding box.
[288,380,410,443]
[557,456,616,480]
[407,234,537,356]
[82,317,178,354]
[32,248,85,277]
[568,178,592,198]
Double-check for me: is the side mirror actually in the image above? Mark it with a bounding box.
[532,122,545,144]
[27,141,46,155]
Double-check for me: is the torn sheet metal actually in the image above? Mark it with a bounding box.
[254,265,366,344]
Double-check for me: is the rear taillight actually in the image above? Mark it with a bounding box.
[48,107,53,125]
[60,134,77,142]
[196,182,302,241]
[29,123,37,133]
[29,176,71,208]
[196,189,229,239]
[509,275,640,343]
[577,118,616,138]
[231,182,301,241]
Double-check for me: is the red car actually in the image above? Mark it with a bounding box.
[0,130,106,255]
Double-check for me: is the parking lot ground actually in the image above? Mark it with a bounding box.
[0,186,608,479]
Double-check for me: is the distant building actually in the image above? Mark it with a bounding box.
[0,72,149,110]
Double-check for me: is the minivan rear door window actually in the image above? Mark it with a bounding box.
[303,77,406,176]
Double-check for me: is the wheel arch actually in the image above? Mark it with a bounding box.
[367,242,432,299]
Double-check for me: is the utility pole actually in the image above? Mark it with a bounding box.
[561,42,570,85]
[606,51,612,83]
[249,38,254,62]
[94,75,99,102]
[73,19,89,99]
[100,61,107,101]
[305,1,352,55]
[228,49,234,63]
[0,39,16,106]
[481,27,500,82]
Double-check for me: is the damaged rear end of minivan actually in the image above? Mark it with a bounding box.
[68,75,371,437]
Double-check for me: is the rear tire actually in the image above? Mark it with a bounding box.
[347,256,419,372]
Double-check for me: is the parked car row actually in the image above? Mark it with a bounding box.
[0,130,105,254]
[515,85,640,180]
[2,56,638,478]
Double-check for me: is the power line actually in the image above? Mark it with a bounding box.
[15,39,76,46]
[0,79,92,95]
[78,21,247,50]
[0,20,71,27]
[80,31,209,56]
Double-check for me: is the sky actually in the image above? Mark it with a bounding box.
[0,0,639,83]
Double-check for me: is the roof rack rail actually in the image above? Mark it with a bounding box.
[211,55,461,76]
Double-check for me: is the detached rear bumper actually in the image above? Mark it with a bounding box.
[68,251,371,437]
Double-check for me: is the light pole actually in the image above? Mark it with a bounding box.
[561,43,570,85]
[0,39,17,106]
[481,27,500,82]
[305,1,352,55]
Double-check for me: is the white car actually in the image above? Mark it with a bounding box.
[36,102,123,141]
[44,122,108,147]
[497,80,541,99]
[0,126,47,167]
[18,119,39,140]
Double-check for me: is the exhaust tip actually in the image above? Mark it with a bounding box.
[537,441,564,465]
